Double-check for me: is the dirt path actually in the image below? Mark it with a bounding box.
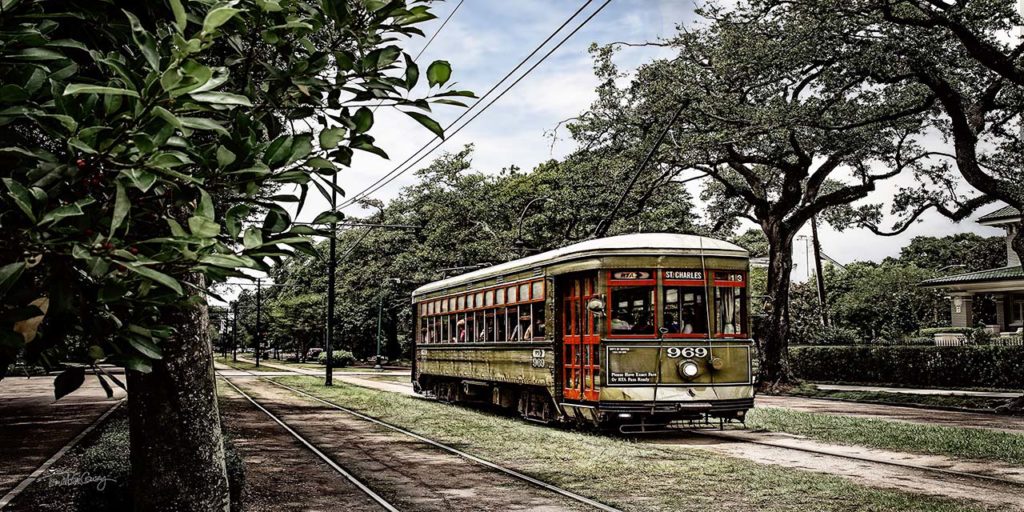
[0,375,124,499]
[225,376,594,512]
[757,395,1024,434]
[650,430,1024,510]
[219,383,391,511]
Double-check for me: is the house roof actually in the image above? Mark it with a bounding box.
[977,205,1020,225]
[412,233,747,296]
[920,265,1024,287]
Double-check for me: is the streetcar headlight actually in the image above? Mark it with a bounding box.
[679,360,700,379]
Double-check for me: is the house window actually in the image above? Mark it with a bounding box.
[1012,300,1024,327]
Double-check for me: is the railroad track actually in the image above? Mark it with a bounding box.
[675,428,1024,489]
[219,372,622,512]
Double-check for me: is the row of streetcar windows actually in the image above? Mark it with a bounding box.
[609,270,746,338]
[417,280,547,343]
[416,270,747,343]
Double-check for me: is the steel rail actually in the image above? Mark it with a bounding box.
[223,370,623,512]
[679,428,1024,488]
[220,377,400,512]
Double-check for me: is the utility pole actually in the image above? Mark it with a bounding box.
[811,215,828,326]
[255,278,262,368]
[325,173,338,386]
[231,301,238,362]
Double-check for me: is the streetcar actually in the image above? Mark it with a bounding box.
[410,233,754,432]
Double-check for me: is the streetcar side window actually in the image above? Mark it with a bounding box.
[662,286,708,335]
[528,302,546,340]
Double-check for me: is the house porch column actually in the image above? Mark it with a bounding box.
[949,293,973,328]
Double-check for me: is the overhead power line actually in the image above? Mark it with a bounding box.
[414,0,464,61]
[338,0,611,210]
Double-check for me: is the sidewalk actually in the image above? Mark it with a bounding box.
[814,384,1022,398]
[230,357,417,396]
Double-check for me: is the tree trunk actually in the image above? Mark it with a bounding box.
[127,273,230,512]
[758,227,796,389]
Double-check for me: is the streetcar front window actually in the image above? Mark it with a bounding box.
[662,287,708,335]
[610,286,655,335]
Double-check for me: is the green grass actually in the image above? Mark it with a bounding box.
[787,384,1011,411]
[214,356,261,371]
[268,375,987,512]
[747,407,1024,466]
[359,374,413,384]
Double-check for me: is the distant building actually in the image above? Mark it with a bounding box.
[921,205,1023,335]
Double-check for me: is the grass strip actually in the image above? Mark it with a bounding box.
[747,407,1024,466]
[787,385,1010,411]
[268,375,987,512]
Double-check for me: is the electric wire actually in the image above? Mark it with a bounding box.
[338,0,609,210]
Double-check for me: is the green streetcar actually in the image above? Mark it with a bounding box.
[411,233,754,432]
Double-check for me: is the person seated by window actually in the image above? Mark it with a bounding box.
[680,306,697,334]
[633,312,653,334]
[663,313,680,334]
[611,310,633,333]
[533,318,546,338]
[456,319,467,342]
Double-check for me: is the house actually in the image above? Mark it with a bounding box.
[921,205,1024,339]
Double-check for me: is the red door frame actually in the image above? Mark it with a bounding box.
[562,274,600,401]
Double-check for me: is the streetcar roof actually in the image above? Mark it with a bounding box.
[412,233,747,296]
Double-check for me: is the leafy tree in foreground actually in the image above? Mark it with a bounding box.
[0,0,467,509]
[570,6,949,386]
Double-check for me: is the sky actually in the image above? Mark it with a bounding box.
[294,0,1006,283]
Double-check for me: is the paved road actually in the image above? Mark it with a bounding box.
[0,375,125,499]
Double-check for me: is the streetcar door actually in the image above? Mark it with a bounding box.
[560,274,600,401]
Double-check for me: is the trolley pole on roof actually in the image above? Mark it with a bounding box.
[325,173,338,386]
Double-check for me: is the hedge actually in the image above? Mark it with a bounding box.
[789,345,1024,389]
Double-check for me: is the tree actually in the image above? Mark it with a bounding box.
[899,233,1007,272]
[777,0,1024,261]
[569,6,943,386]
[0,1,466,509]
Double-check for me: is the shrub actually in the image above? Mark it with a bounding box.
[317,350,355,367]
[78,415,245,511]
[803,325,861,346]
[789,345,1024,389]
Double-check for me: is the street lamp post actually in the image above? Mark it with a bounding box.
[255,278,262,368]
[374,278,401,370]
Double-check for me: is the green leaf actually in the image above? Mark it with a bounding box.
[63,84,139,98]
[189,91,252,107]
[180,117,229,136]
[216,145,236,167]
[242,227,263,249]
[54,367,85,400]
[0,84,29,103]
[125,264,183,295]
[426,60,452,87]
[287,134,313,164]
[153,106,182,128]
[127,334,163,359]
[169,0,188,31]
[318,127,346,149]
[0,262,26,298]
[39,197,94,226]
[123,169,157,192]
[403,54,419,89]
[405,111,444,139]
[3,178,36,222]
[352,107,373,134]
[196,189,215,219]
[307,157,335,170]
[312,210,343,225]
[202,6,240,33]
[188,216,220,237]
[199,254,254,268]
[111,181,129,233]
[225,204,250,238]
